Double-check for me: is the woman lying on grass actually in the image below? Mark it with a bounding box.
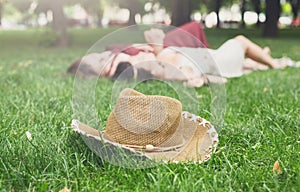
[67,22,209,80]
[144,30,297,86]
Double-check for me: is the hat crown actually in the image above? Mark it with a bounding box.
[105,88,183,147]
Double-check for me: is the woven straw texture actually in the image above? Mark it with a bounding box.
[104,88,184,147]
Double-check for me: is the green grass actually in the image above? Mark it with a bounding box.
[0,27,300,191]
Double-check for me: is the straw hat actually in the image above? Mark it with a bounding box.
[71,88,219,164]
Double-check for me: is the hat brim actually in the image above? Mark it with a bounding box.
[71,112,218,165]
[71,120,157,168]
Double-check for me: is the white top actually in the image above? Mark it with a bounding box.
[157,39,245,78]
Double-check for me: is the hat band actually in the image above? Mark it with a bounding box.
[103,137,185,152]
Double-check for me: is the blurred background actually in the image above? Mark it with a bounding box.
[0,0,299,47]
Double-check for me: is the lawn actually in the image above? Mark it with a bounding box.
[0,27,299,191]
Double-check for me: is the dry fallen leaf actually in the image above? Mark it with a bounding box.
[197,94,203,99]
[272,160,281,174]
[59,187,71,192]
[263,87,268,92]
[29,115,35,123]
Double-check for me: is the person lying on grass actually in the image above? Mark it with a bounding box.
[144,22,299,72]
[144,32,296,86]
[67,21,209,81]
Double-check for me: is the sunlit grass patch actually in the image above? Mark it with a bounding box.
[0,27,299,191]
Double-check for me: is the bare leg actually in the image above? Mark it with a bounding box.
[243,47,270,70]
[234,35,284,69]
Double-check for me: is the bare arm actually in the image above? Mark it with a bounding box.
[144,28,166,55]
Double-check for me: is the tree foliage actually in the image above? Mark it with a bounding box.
[10,0,32,13]
[1,0,295,39]
[66,0,103,25]
[109,0,147,25]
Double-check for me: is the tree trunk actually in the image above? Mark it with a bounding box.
[263,0,280,37]
[96,9,103,27]
[215,0,221,28]
[253,0,261,27]
[241,0,246,28]
[0,2,3,27]
[50,0,68,47]
[291,0,299,18]
[171,0,192,26]
[128,8,137,25]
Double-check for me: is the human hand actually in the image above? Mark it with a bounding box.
[184,77,205,87]
[144,28,165,45]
